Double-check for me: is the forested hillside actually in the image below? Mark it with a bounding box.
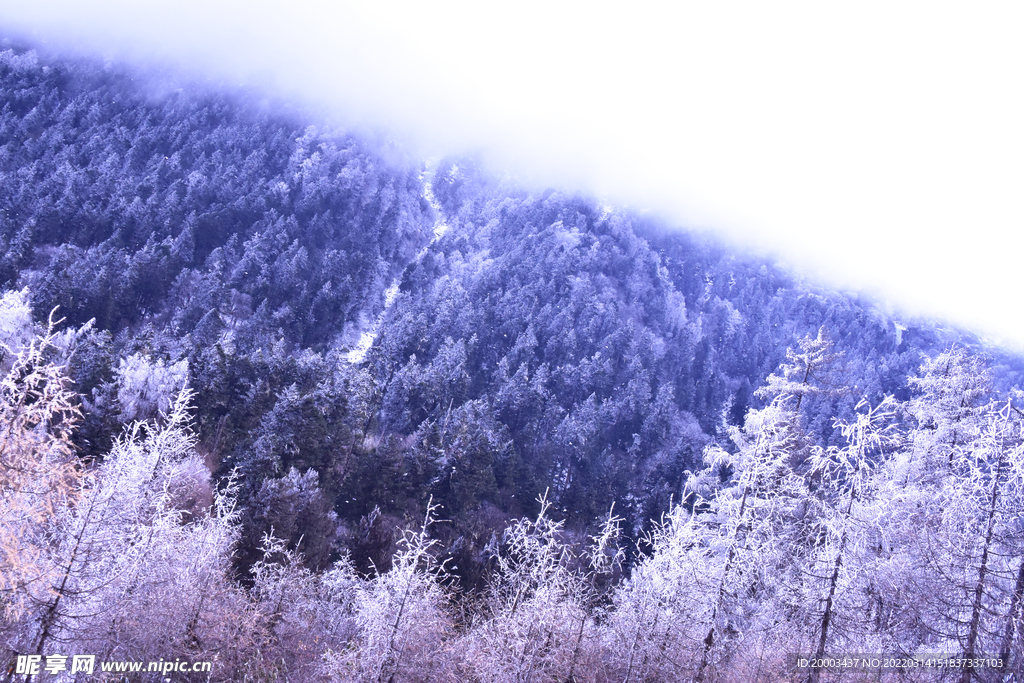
[3,44,1024,681]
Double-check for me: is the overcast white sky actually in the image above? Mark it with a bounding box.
[2,1,1023,347]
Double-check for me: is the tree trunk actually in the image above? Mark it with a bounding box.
[960,451,1005,683]
[806,492,854,683]
[998,557,1024,677]
[694,485,751,682]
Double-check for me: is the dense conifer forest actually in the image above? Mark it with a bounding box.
[3,44,1024,681]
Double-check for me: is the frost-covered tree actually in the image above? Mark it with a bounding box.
[0,289,36,372]
[798,397,899,683]
[0,310,81,621]
[251,532,360,681]
[114,352,189,423]
[756,326,844,412]
[600,396,811,683]
[905,400,1024,681]
[867,350,994,658]
[7,389,258,681]
[906,346,992,475]
[323,499,450,682]
[566,504,625,682]
[686,396,811,681]
[605,504,714,683]
[461,492,616,682]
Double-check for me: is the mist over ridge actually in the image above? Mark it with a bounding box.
[1,1,1022,348]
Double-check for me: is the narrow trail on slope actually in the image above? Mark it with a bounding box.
[344,162,451,363]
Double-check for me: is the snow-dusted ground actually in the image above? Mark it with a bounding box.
[344,164,449,363]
